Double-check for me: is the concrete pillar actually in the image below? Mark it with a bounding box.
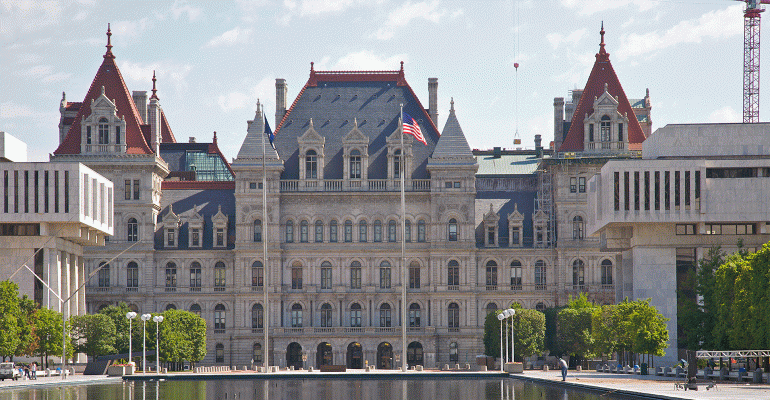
[428,78,438,125]
[275,79,287,128]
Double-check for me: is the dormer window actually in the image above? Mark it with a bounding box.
[211,205,228,248]
[600,115,611,142]
[618,123,624,141]
[80,87,126,153]
[162,205,180,248]
[166,228,176,246]
[98,118,109,144]
[305,150,318,179]
[350,150,361,179]
[393,149,401,179]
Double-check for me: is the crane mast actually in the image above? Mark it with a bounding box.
[744,0,764,123]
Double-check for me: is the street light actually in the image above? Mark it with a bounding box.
[126,312,137,366]
[498,309,516,372]
[141,313,151,373]
[153,315,164,374]
[505,309,516,364]
[496,312,505,372]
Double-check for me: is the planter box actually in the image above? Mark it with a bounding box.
[504,362,524,373]
[107,365,135,376]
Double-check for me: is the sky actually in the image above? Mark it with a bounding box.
[0,0,759,162]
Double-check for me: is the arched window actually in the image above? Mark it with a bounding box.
[350,303,362,327]
[165,262,177,288]
[300,220,308,242]
[127,218,138,242]
[379,261,391,289]
[350,149,361,179]
[320,261,332,290]
[358,220,367,242]
[409,303,421,327]
[285,220,294,243]
[350,261,362,290]
[388,220,397,242]
[510,260,522,290]
[448,218,458,241]
[190,261,202,289]
[572,216,584,240]
[344,220,353,242]
[320,303,333,327]
[486,302,498,314]
[600,115,611,142]
[98,117,109,145]
[214,304,226,331]
[190,303,201,316]
[291,262,302,289]
[409,261,420,289]
[315,220,323,242]
[447,260,459,288]
[485,260,498,289]
[251,304,263,329]
[253,343,263,363]
[291,303,303,327]
[393,149,402,179]
[305,149,318,179]
[601,259,614,285]
[214,261,226,290]
[165,304,176,311]
[373,220,383,242]
[535,302,546,312]
[535,260,547,290]
[98,262,110,287]
[251,261,263,288]
[253,219,262,242]
[126,261,138,289]
[572,259,585,288]
[405,220,412,242]
[372,303,389,329]
[329,220,338,242]
[448,302,460,329]
[215,343,224,363]
[417,220,426,242]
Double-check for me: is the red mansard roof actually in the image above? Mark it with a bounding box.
[558,26,647,152]
[55,27,153,155]
[160,109,176,143]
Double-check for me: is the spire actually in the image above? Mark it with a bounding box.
[104,23,114,59]
[213,131,218,145]
[597,21,609,61]
[450,97,455,114]
[150,70,158,100]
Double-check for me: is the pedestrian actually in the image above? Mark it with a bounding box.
[31,362,37,380]
[24,364,30,379]
[559,357,568,381]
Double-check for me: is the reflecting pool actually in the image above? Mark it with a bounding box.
[0,378,640,400]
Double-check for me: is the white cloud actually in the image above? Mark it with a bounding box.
[205,27,253,48]
[552,51,595,85]
[375,1,446,40]
[111,18,151,39]
[546,28,587,50]
[278,0,378,24]
[170,0,202,21]
[217,77,276,114]
[0,0,63,39]
[74,10,89,21]
[615,5,742,61]
[707,106,740,123]
[17,64,72,83]
[118,61,193,93]
[218,92,251,113]
[324,51,408,70]
[560,0,659,16]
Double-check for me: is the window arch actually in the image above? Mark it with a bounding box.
[190,303,201,316]
[320,303,333,327]
[409,261,420,289]
[127,217,138,242]
[291,303,303,327]
[510,260,522,290]
[251,304,263,329]
[486,302,498,313]
[350,303,362,327]
[165,304,176,311]
[388,220,397,242]
[214,261,226,290]
[417,220,426,242]
[601,259,614,285]
[379,303,392,327]
[572,216,584,240]
[315,220,323,242]
[358,220,367,242]
[251,261,263,288]
[448,218,458,241]
[165,262,177,288]
[349,149,361,179]
[535,260,547,290]
[305,149,318,179]
[600,115,611,142]
[572,259,585,288]
[373,220,383,242]
[344,220,353,242]
[190,261,202,289]
[409,303,421,327]
[535,302,546,312]
[447,260,459,288]
[447,302,460,329]
[300,220,309,242]
[98,117,109,145]
[253,219,262,242]
[485,260,498,289]
[214,304,226,331]
[126,261,138,289]
[98,262,110,287]
[285,220,294,243]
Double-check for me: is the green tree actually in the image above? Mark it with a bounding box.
[713,253,746,349]
[32,307,70,366]
[483,310,502,358]
[747,243,770,348]
[556,294,597,362]
[98,303,134,355]
[511,308,546,360]
[0,281,21,360]
[70,313,116,359]
[628,299,669,357]
[16,295,38,358]
[591,304,619,357]
[694,247,725,350]
[159,309,206,366]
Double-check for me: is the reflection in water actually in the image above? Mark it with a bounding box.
[0,378,636,400]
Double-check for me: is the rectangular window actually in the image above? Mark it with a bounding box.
[125,180,131,200]
[86,126,92,145]
[216,228,224,246]
[358,223,367,242]
[13,171,18,213]
[167,229,175,246]
[24,170,29,213]
[286,223,294,243]
[487,226,495,245]
[445,181,452,188]
[618,123,624,142]
[654,171,661,211]
[695,171,701,202]
[350,267,361,289]
[44,171,49,213]
[676,224,696,235]
[82,173,88,217]
[588,124,594,142]
[623,171,629,211]
[664,171,671,211]
[251,266,262,288]
[3,171,7,213]
[315,222,323,242]
[380,267,391,289]
[165,267,177,288]
[321,267,332,290]
[127,267,138,288]
[409,267,420,289]
[300,223,308,243]
[570,177,577,193]
[115,126,121,144]
[633,171,639,211]
[291,267,302,289]
[344,222,352,242]
[34,171,39,213]
[388,222,397,242]
[578,177,586,193]
[133,179,140,200]
[63,171,68,213]
[613,172,620,211]
[685,171,691,208]
[511,227,520,245]
[417,221,426,242]
[705,224,755,235]
[405,221,411,242]
[453,181,461,188]
[644,171,650,211]
[191,228,200,246]
[374,222,382,242]
[330,222,338,243]
[448,266,459,287]
[675,171,681,208]
[486,266,498,288]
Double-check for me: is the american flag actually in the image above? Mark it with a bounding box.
[402,112,427,145]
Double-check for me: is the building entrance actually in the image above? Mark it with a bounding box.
[346,342,363,369]
[377,342,393,369]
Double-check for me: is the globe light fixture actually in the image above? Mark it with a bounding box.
[126,312,137,366]
[141,313,151,373]
[496,312,505,372]
[153,315,164,374]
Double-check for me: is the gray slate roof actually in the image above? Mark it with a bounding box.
[431,99,474,161]
[236,104,279,161]
[155,188,236,250]
[273,74,440,180]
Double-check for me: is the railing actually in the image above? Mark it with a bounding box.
[325,180,342,191]
[485,285,497,291]
[251,286,263,292]
[448,285,459,291]
[510,284,522,291]
[213,329,225,334]
[369,180,387,191]
[283,327,304,334]
[214,287,225,292]
[126,287,138,292]
[189,287,201,292]
[535,284,547,291]
[412,179,430,191]
[279,179,429,192]
[251,328,263,334]
[165,287,176,292]
[344,327,364,333]
[95,287,110,292]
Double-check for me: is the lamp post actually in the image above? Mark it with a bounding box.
[141,314,151,373]
[126,312,137,366]
[153,315,164,374]
[506,309,516,364]
[496,312,505,372]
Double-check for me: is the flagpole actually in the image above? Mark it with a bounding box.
[261,101,270,368]
[400,104,407,372]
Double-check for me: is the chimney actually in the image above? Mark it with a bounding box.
[188,137,196,143]
[535,134,543,158]
[493,146,502,158]
[275,78,287,128]
[132,91,148,123]
[553,97,564,152]
[428,78,438,125]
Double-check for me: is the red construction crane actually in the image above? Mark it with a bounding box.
[742,0,770,122]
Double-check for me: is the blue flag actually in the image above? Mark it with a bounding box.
[264,115,275,149]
